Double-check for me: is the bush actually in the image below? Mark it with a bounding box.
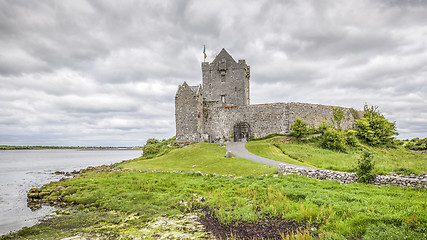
[320,128,347,152]
[355,105,398,146]
[345,130,359,147]
[146,138,159,145]
[290,118,309,139]
[142,138,172,159]
[405,138,427,151]
[355,151,376,183]
[317,119,330,135]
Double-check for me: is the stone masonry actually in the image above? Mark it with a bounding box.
[278,164,427,188]
[175,48,361,143]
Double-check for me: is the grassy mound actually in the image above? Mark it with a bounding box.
[118,143,277,176]
[246,138,427,175]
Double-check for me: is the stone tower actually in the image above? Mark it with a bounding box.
[201,48,250,106]
[175,82,203,142]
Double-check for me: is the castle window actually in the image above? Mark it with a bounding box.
[221,95,226,104]
[221,74,226,82]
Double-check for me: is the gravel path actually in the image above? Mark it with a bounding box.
[226,141,314,170]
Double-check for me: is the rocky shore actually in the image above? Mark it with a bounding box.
[26,164,121,210]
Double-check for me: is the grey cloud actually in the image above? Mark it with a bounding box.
[1,0,427,146]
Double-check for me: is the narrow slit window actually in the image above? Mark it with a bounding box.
[221,74,226,82]
[221,95,226,104]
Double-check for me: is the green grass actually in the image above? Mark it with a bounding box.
[4,141,427,239]
[246,140,427,175]
[9,171,426,239]
[118,143,277,176]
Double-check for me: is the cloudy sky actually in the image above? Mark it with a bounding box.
[1,0,426,146]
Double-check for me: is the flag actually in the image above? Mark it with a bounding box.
[203,45,207,60]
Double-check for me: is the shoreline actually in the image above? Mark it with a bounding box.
[0,150,142,237]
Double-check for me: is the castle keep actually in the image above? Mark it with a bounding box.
[175,49,360,143]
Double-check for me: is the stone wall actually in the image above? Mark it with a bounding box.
[289,102,358,129]
[203,102,360,141]
[278,165,427,188]
[204,103,287,141]
[175,83,203,142]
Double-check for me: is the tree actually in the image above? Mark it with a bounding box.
[290,118,309,139]
[355,105,398,146]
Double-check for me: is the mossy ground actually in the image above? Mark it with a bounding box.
[2,142,426,239]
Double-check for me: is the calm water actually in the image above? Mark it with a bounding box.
[0,149,141,236]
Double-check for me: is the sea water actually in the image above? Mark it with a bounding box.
[0,149,141,236]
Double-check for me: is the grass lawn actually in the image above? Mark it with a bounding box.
[246,139,427,175]
[6,171,426,240]
[118,142,277,176]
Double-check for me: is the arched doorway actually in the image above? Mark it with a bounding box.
[234,122,250,142]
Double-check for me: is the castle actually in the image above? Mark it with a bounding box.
[175,49,361,143]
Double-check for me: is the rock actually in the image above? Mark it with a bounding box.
[226,151,233,158]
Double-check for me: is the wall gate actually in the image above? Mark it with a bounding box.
[233,122,250,142]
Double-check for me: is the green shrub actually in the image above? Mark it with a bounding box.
[317,119,330,135]
[405,137,427,151]
[355,105,398,146]
[355,151,376,183]
[308,127,318,135]
[345,130,359,147]
[142,138,170,159]
[320,128,347,152]
[290,118,309,139]
[146,138,159,145]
